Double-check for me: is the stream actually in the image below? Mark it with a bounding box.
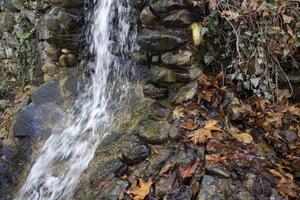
[16,0,136,199]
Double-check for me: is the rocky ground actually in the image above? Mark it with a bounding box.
[0,0,300,200]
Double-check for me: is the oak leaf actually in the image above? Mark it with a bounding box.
[127,178,153,200]
[181,121,199,131]
[179,158,200,179]
[189,128,212,144]
[204,120,222,131]
[206,154,228,165]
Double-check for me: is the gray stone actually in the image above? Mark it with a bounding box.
[162,9,193,26]
[140,6,157,26]
[170,80,198,104]
[12,104,37,137]
[122,143,150,164]
[59,54,77,68]
[137,28,187,52]
[137,118,170,144]
[60,75,78,98]
[48,0,82,8]
[132,51,148,64]
[56,10,83,30]
[148,103,171,120]
[23,9,36,24]
[161,49,196,66]
[151,0,190,13]
[143,82,168,99]
[11,0,25,10]
[31,81,64,106]
[197,175,229,200]
[0,12,14,33]
[42,62,59,76]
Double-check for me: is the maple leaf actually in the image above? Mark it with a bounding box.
[127,178,153,200]
[228,127,253,144]
[173,106,184,120]
[250,97,270,112]
[201,90,214,102]
[181,120,199,131]
[189,128,212,144]
[204,120,222,131]
[206,154,228,165]
[179,158,200,179]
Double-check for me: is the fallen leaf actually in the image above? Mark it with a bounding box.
[179,158,200,179]
[127,178,153,200]
[181,120,199,131]
[173,106,184,120]
[159,164,172,176]
[201,90,214,102]
[206,154,228,165]
[209,0,217,11]
[204,120,222,131]
[277,89,291,102]
[189,128,212,144]
[221,10,240,20]
[282,15,293,24]
[233,133,253,144]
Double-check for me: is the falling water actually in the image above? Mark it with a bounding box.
[16,0,135,199]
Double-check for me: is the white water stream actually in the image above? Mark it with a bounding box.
[16,0,135,199]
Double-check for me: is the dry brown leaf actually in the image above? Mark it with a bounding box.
[173,106,184,120]
[250,97,270,111]
[127,178,153,200]
[209,0,217,11]
[282,15,293,24]
[221,11,240,20]
[179,158,200,179]
[181,121,199,131]
[228,128,253,144]
[201,90,214,102]
[189,128,212,144]
[204,120,222,131]
[206,154,228,165]
[159,164,172,176]
[277,89,291,102]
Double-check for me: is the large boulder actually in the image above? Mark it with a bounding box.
[162,9,193,26]
[48,0,82,8]
[150,0,190,13]
[137,28,187,52]
[31,81,64,106]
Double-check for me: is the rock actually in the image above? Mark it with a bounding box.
[170,80,198,104]
[149,65,202,84]
[197,175,229,200]
[137,118,170,144]
[23,9,35,24]
[161,49,196,66]
[143,82,168,99]
[45,7,60,32]
[162,9,193,26]
[137,28,187,52]
[11,0,24,10]
[206,164,230,178]
[169,122,181,140]
[42,62,59,76]
[56,10,83,30]
[151,0,190,13]
[44,42,59,61]
[140,6,157,26]
[151,55,160,63]
[59,75,78,98]
[44,74,55,83]
[48,0,82,8]
[148,103,171,120]
[122,143,150,165]
[132,51,148,64]
[90,158,128,183]
[12,104,37,137]
[31,81,64,106]
[0,12,14,33]
[97,179,129,200]
[59,54,77,68]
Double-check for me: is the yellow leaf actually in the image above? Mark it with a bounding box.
[191,23,203,46]
[127,178,153,200]
[204,120,222,131]
[234,133,253,144]
[173,106,184,120]
[282,15,293,24]
[189,128,212,144]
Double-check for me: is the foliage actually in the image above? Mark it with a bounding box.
[193,0,300,99]
[127,178,153,200]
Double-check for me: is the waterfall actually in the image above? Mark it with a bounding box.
[16,0,136,199]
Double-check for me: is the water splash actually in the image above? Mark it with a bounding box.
[16,0,136,199]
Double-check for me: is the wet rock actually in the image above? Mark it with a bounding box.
[98,179,129,200]
[90,158,128,183]
[44,74,55,83]
[148,103,171,120]
[59,53,77,68]
[12,104,37,137]
[149,147,173,171]
[42,62,59,76]
[151,0,190,13]
[0,12,14,33]
[31,81,64,106]
[206,164,230,178]
[23,9,35,24]
[161,49,196,66]
[57,10,83,30]
[143,82,168,99]
[132,51,148,64]
[48,0,82,8]
[59,75,78,98]
[166,185,193,199]
[170,80,198,104]
[162,9,193,26]
[11,0,24,10]
[45,7,61,32]
[197,175,229,200]
[137,28,187,52]
[137,118,170,144]
[169,122,181,140]
[123,144,150,165]
[140,6,157,26]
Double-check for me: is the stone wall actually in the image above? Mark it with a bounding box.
[0,1,86,199]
